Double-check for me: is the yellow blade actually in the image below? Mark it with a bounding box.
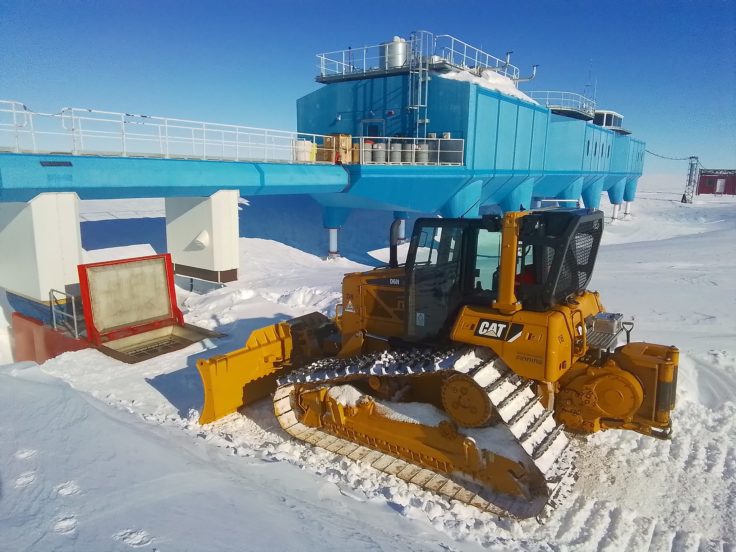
[197,322,293,424]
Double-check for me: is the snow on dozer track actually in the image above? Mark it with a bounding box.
[273,347,576,519]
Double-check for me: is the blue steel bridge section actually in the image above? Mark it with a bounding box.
[0,32,645,230]
[0,153,348,202]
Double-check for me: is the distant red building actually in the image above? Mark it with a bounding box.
[697,169,736,195]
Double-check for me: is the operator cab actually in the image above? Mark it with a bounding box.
[401,209,604,341]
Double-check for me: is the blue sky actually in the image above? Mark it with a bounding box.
[1,0,734,178]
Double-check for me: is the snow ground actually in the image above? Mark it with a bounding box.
[1,188,735,551]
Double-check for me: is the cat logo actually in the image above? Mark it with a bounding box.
[474,319,524,342]
[389,278,400,285]
[477,320,507,338]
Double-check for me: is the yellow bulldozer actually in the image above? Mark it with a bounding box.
[196,208,678,518]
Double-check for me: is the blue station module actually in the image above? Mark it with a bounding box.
[297,32,644,229]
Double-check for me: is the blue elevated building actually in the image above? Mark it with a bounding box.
[0,30,645,297]
[297,31,644,233]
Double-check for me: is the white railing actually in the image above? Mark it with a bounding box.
[0,100,336,164]
[317,44,396,78]
[527,91,596,117]
[317,31,520,81]
[354,136,464,166]
[49,289,82,339]
[434,35,519,80]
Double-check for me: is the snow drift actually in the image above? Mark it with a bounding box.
[1,185,735,551]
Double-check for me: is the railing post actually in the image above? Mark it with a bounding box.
[235,128,240,162]
[50,291,58,330]
[121,114,127,156]
[72,297,79,339]
[202,122,207,160]
[78,114,86,153]
[29,110,37,153]
[11,102,20,152]
[164,119,169,158]
[66,111,77,155]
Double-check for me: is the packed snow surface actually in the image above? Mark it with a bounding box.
[1,187,735,551]
[436,68,537,104]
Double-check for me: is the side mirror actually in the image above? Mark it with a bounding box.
[388,219,401,268]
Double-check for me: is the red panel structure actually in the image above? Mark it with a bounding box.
[76,253,217,363]
[78,253,184,347]
[697,170,736,196]
[12,312,91,363]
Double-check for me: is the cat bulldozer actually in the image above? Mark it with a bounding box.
[196,208,678,518]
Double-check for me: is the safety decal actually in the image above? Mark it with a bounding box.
[366,277,403,286]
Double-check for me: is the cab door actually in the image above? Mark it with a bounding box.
[405,222,466,340]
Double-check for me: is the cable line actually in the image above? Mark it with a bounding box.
[645,149,691,161]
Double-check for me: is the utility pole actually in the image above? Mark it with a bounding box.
[682,156,699,203]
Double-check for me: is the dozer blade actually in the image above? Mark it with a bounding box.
[197,312,336,424]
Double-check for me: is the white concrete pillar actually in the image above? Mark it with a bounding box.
[0,193,82,302]
[165,190,239,283]
[328,228,340,258]
[623,201,633,220]
[611,203,621,223]
[398,219,407,243]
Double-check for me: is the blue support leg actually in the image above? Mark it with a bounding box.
[499,178,534,213]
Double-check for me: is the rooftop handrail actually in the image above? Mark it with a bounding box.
[0,100,336,164]
[317,43,407,77]
[433,34,519,80]
[527,91,596,114]
[316,31,520,81]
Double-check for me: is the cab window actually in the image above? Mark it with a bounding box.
[473,229,501,292]
[413,225,462,267]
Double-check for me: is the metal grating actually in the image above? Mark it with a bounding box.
[119,335,191,360]
[549,218,601,303]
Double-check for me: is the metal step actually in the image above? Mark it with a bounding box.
[533,424,566,460]
[520,409,554,443]
[497,380,534,411]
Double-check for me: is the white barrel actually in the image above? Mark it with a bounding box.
[416,143,429,164]
[294,140,312,162]
[389,142,402,163]
[373,142,387,163]
[362,141,373,163]
[402,143,415,163]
